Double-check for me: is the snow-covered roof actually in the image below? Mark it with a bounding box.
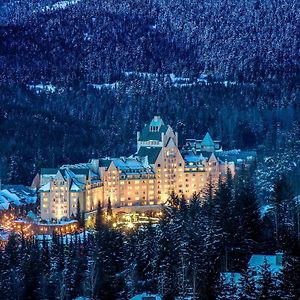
[70,182,82,192]
[184,154,204,164]
[131,293,162,300]
[0,186,37,209]
[39,182,51,192]
[0,189,21,205]
[0,195,10,210]
[248,254,283,274]
[106,156,154,174]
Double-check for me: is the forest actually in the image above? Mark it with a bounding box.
[1,0,299,85]
[0,79,299,187]
[0,170,300,299]
[0,0,299,187]
[0,0,299,298]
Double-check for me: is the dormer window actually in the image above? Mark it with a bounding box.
[150,125,159,132]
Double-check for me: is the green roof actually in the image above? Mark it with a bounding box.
[200,151,213,158]
[99,159,112,168]
[137,147,162,164]
[201,132,215,147]
[139,124,168,142]
[70,168,90,176]
[150,116,164,127]
[40,168,58,175]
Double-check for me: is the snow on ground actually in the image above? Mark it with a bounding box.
[89,82,120,90]
[131,293,162,300]
[42,0,82,12]
[28,84,56,93]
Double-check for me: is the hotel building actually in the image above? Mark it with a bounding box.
[39,116,255,220]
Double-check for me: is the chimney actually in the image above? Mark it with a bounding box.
[276,252,283,266]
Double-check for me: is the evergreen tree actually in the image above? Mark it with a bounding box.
[21,237,42,299]
[156,218,179,299]
[257,258,276,299]
[95,201,103,233]
[216,274,239,300]
[93,228,125,299]
[234,172,261,267]
[76,197,81,225]
[278,255,300,299]
[238,268,257,300]
[133,222,158,293]
[272,175,293,248]
[107,197,113,218]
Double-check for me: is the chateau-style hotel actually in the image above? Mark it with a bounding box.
[39,116,255,220]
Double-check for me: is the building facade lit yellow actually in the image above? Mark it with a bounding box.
[39,116,252,221]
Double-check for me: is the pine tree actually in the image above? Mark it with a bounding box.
[234,173,261,267]
[214,177,235,271]
[41,235,50,273]
[95,201,103,233]
[133,222,158,293]
[272,175,293,248]
[278,255,300,299]
[21,238,42,299]
[107,197,113,218]
[93,228,125,299]
[238,268,257,300]
[257,258,275,299]
[216,273,239,300]
[156,218,179,299]
[76,197,82,227]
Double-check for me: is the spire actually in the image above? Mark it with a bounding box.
[201,132,215,147]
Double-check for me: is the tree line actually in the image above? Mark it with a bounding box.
[0,169,299,299]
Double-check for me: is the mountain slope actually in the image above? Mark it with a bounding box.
[1,0,299,85]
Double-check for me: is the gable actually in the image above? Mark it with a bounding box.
[201,132,215,147]
[166,137,176,148]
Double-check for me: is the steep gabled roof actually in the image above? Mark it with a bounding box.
[166,137,176,148]
[201,151,213,159]
[39,182,51,192]
[136,147,161,164]
[70,181,82,192]
[69,168,89,176]
[139,124,168,142]
[200,132,215,147]
[248,254,283,274]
